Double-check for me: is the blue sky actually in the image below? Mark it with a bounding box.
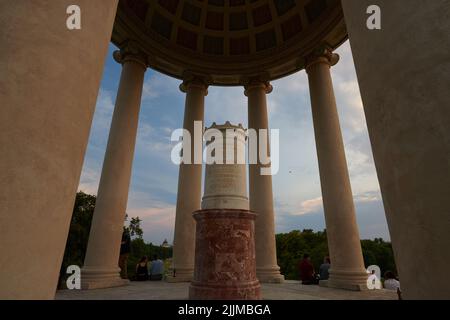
[78,40,390,245]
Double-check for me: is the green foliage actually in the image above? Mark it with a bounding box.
[59,192,173,287]
[361,238,397,274]
[276,230,397,280]
[276,230,329,280]
[128,217,144,239]
[58,192,96,288]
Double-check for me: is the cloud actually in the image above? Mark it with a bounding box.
[142,73,180,101]
[126,190,176,244]
[78,166,100,195]
[275,190,389,240]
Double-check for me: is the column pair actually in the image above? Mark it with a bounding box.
[170,77,284,283]
[306,47,368,290]
[81,45,147,289]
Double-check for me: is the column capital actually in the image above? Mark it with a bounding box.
[113,41,148,69]
[179,74,209,96]
[243,78,273,96]
[305,46,340,73]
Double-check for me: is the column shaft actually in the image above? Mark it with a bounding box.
[168,80,207,282]
[246,82,284,283]
[0,0,118,299]
[306,50,367,290]
[82,52,146,289]
[342,0,450,299]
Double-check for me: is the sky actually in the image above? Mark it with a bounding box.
[78,40,391,245]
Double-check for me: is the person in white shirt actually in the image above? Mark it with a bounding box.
[149,254,164,281]
[383,271,400,290]
[384,271,402,300]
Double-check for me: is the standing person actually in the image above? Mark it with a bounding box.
[299,254,318,285]
[118,228,131,279]
[150,254,164,281]
[319,256,331,281]
[136,256,149,281]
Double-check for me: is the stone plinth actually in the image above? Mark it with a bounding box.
[189,209,261,300]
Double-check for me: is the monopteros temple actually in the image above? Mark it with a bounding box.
[0,0,449,300]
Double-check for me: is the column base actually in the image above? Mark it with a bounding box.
[166,268,194,283]
[190,281,261,300]
[320,269,369,291]
[257,267,285,283]
[81,267,129,290]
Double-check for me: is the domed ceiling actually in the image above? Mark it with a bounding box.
[112,0,347,85]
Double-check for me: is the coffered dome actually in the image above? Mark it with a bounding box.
[112,0,347,85]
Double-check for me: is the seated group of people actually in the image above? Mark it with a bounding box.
[299,254,330,285]
[135,255,164,281]
[298,254,401,292]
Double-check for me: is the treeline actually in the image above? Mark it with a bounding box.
[59,192,396,287]
[276,230,397,280]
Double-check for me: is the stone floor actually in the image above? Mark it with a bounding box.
[56,280,397,300]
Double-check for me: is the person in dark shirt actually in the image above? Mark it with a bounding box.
[136,256,149,281]
[299,254,319,285]
[118,228,131,279]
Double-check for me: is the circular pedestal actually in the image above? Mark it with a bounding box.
[189,209,261,300]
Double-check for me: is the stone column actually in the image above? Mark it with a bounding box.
[245,80,284,283]
[0,1,118,299]
[81,46,147,289]
[168,77,208,282]
[342,0,450,299]
[306,47,368,291]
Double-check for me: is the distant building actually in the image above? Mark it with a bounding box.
[161,239,171,248]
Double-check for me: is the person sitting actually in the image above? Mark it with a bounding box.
[383,271,400,290]
[299,254,318,285]
[135,256,149,281]
[319,256,331,281]
[149,254,164,281]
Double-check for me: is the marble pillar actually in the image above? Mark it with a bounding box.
[81,46,147,289]
[306,47,368,291]
[0,0,118,299]
[168,78,208,282]
[342,0,450,299]
[189,123,261,300]
[245,81,284,283]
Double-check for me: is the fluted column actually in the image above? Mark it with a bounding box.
[306,47,368,290]
[245,80,284,283]
[81,46,147,289]
[168,77,208,282]
[0,1,118,299]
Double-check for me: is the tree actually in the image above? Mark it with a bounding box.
[58,191,96,288]
[128,216,143,239]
